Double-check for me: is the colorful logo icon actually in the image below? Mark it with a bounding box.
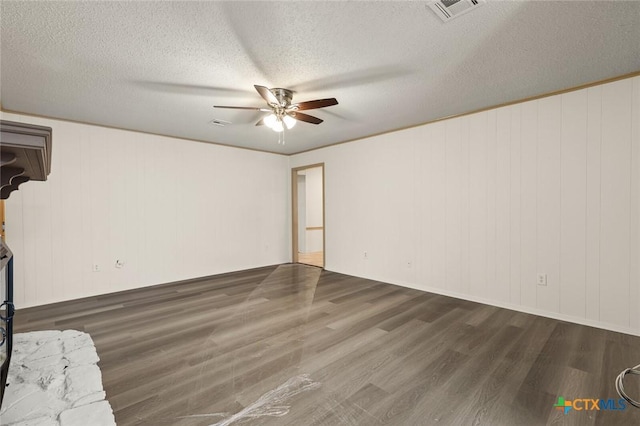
[553,396,626,414]
[554,396,572,414]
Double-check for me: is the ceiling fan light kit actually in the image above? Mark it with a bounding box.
[271,119,284,133]
[282,115,296,129]
[262,112,296,132]
[214,85,338,140]
[263,113,278,129]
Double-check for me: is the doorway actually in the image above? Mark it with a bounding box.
[292,164,324,268]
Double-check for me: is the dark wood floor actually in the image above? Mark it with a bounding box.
[13,264,640,425]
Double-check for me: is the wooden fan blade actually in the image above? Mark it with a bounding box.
[254,85,280,106]
[294,98,338,111]
[290,112,323,125]
[213,105,266,110]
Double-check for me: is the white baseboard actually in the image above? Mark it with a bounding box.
[328,267,640,337]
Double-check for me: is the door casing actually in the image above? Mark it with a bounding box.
[291,163,325,267]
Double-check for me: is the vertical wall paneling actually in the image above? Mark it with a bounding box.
[431,122,447,288]
[182,140,209,279]
[585,86,603,322]
[417,125,434,291]
[79,125,94,296]
[536,96,562,313]
[509,104,522,306]
[467,112,488,298]
[560,89,588,319]
[91,129,112,293]
[460,116,471,296]
[59,126,83,300]
[495,107,511,303]
[2,112,289,307]
[397,134,417,285]
[290,76,640,335]
[164,136,180,282]
[414,130,425,289]
[141,134,167,286]
[130,133,146,287]
[485,110,497,301]
[127,133,145,287]
[445,119,462,293]
[173,136,186,280]
[107,128,130,291]
[599,79,633,327]
[321,144,351,275]
[49,139,64,304]
[519,100,538,309]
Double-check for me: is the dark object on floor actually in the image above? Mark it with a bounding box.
[0,239,15,408]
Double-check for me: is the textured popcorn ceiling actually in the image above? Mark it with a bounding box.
[1,1,639,154]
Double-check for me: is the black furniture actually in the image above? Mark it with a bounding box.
[0,239,14,407]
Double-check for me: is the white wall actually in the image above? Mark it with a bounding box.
[1,112,290,308]
[297,174,306,251]
[291,76,640,336]
[4,77,639,336]
[304,167,323,253]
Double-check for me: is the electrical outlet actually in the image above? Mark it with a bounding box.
[363,251,368,259]
[115,259,124,269]
[537,273,547,286]
[407,261,412,269]
[92,264,100,272]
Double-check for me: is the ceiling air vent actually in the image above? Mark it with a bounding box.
[428,0,485,22]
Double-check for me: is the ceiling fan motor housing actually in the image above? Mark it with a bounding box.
[271,88,294,107]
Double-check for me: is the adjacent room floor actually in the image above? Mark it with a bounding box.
[13,264,640,425]
[297,251,324,268]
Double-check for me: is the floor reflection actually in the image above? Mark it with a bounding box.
[181,264,323,425]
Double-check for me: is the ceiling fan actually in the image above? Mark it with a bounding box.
[214,85,338,132]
